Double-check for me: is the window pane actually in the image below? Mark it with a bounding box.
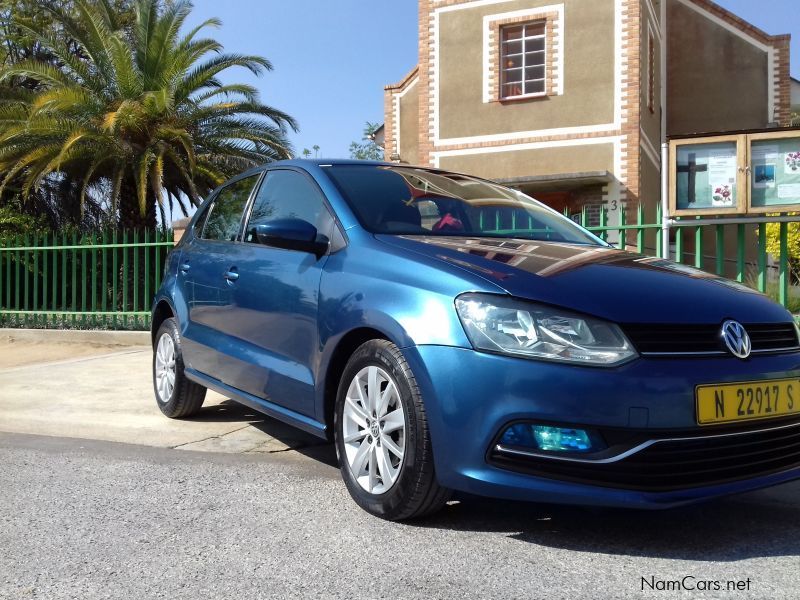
[525,50,545,67]
[525,65,545,81]
[502,25,523,41]
[502,40,523,55]
[202,175,259,241]
[502,68,522,84]
[503,55,522,70]
[193,199,213,235]
[525,37,545,53]
[523,22,545,37]
[245,170,329,242]
[525,79,546,94]
[502,83,524,98]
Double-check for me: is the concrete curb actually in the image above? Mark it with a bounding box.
[1,328,150,347]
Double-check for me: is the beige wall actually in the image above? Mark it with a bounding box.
[437,0,616,140]
[667,0,771,135]
[640,151,661,217]
[639,0,661,153]
[398,81,420,165]
[438,142,615,181]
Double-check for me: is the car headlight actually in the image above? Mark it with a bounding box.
[455,293,637,366]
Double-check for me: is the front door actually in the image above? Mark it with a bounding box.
[226,168,335,417]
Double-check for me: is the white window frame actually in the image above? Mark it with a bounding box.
[499,22,548,101]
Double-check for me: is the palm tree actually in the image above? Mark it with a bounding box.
[302,148,311,158]
[312,144,319,158]
[0,0,297,228]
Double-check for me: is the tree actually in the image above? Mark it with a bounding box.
[0,0,136,230]
[302,148,311,158]
[349,121,383,161]
[312,144,319,158]
[765,219,800,283]
[0,0,297,229]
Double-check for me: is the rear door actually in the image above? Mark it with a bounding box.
[179,173,262,378]
[225,168,337,416]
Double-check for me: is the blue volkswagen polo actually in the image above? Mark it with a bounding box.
[151,160,800,520]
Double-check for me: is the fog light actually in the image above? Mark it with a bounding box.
[500,424,599,452]
[533,426,592,452]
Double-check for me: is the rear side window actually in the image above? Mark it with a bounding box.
[202,175,260,241]
[244,170,329,241]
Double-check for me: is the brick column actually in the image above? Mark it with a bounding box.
[773,35,792,126]
[418,0,434,167]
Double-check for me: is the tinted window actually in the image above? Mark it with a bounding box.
[245,170,329,241]
[192,197,214,235]
[202,175,259,241]
[325,165,603,245]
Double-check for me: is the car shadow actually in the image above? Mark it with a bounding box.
[183,400,264,422]
[178,399,800,560]
[412,486,800,561]
[184,399,338,468]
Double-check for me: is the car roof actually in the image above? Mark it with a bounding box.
[227,158,393,182]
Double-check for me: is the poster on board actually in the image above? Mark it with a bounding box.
[674,141,740,213]
[751,137,800,211]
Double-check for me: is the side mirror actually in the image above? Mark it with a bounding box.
[249,219,329,258]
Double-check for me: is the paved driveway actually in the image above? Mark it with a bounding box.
[0,339,323,454]
[2,335,800,599]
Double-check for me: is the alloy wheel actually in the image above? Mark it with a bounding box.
[154,333,177,402]
[342,365,406,494]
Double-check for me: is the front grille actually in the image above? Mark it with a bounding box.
[490,420,800,492]
[622,322,799,356]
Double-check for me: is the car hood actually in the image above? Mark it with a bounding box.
[376,235,792,324]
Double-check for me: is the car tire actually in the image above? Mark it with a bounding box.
[153,317,206,418]
[334,339,450,520]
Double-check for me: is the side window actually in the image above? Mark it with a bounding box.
[245,170,330,242]
[201,175,260,241]
[192,196,215,236]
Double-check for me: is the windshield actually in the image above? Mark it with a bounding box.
[324,165,604,245]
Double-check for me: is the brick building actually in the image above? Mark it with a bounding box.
[383,0,793,228]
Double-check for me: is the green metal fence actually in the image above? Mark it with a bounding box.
[0,208,798,331]
[0,229,174,330]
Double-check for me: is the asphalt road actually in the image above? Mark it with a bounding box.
[3,431,800,600]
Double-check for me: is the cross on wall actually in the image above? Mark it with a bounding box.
[676,152,707,204]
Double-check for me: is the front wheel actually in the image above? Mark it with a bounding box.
[334,339,450,520]
[153,317,206,418]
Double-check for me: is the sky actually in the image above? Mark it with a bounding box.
[187,0,799,160]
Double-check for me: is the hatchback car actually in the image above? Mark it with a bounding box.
[152,159,800,520]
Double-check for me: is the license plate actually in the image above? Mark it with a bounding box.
[696,379,800,425]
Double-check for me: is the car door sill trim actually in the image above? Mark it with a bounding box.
[185,367,328,440]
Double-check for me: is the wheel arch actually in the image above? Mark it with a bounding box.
[151,298,176,346]
[321,327,391,440]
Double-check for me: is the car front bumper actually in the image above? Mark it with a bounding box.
[405,344,800,508]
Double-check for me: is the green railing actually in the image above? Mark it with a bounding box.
[0,207,799,330]
[0,229,174,330]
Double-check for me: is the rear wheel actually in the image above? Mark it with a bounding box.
[334,339,450,520]
[153,318,206,418]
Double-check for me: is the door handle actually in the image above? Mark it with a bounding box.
[179,263,191,273]
[224,270,239,282]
